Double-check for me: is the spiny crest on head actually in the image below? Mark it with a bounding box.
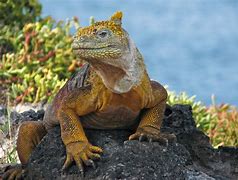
[77,11,124,37]
[110,11,123,25]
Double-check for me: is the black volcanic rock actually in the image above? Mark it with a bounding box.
[4,104,238,179]
[26,127,193,180]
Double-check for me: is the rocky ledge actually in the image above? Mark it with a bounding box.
[2,105,238,179]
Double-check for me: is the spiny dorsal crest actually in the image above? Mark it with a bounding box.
[77,11,124,37]
[110,11,123,25]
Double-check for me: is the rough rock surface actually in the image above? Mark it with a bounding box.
[0,103,45,125]
[3,105,238,179]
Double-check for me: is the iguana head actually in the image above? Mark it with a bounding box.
[72,11,145,93]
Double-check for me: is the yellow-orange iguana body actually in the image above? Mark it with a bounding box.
[3,12,175,179]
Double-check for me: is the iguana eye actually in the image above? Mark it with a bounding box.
[97,30,110,39]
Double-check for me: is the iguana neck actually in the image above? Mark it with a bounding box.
[90,38,145,94]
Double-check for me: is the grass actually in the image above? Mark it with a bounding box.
[0,95,19,164]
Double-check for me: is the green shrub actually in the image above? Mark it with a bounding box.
[206,103,238,147]
[0,17,81,103]
[0,0,42,28]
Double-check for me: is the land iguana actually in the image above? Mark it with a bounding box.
[3,11,175,179]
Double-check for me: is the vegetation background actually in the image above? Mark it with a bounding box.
[0,0,237,163]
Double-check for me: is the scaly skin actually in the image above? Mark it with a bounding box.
[3,11,175,179]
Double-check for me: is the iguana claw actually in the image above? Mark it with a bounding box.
[62,141,102,174]
[2,165,24,180]
[129,126,176,145]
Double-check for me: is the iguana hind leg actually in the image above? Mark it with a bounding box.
[129,81,176,144]
[17,121,47,164]
[3,121,47,180]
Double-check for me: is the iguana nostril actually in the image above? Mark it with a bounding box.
[79,36,88,42]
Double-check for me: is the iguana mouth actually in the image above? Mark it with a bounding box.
[73,47,108,50]
[72,44,116,50]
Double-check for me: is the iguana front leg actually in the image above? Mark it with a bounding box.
[58,108,102,173]
[129,81,176,144]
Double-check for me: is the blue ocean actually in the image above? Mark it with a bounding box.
[40,0,238,106]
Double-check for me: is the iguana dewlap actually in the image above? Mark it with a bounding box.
[3,11,175,179]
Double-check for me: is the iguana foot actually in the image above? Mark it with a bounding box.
[2,165,24,180]
[129,126,176,145]
[62,141,103,174]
